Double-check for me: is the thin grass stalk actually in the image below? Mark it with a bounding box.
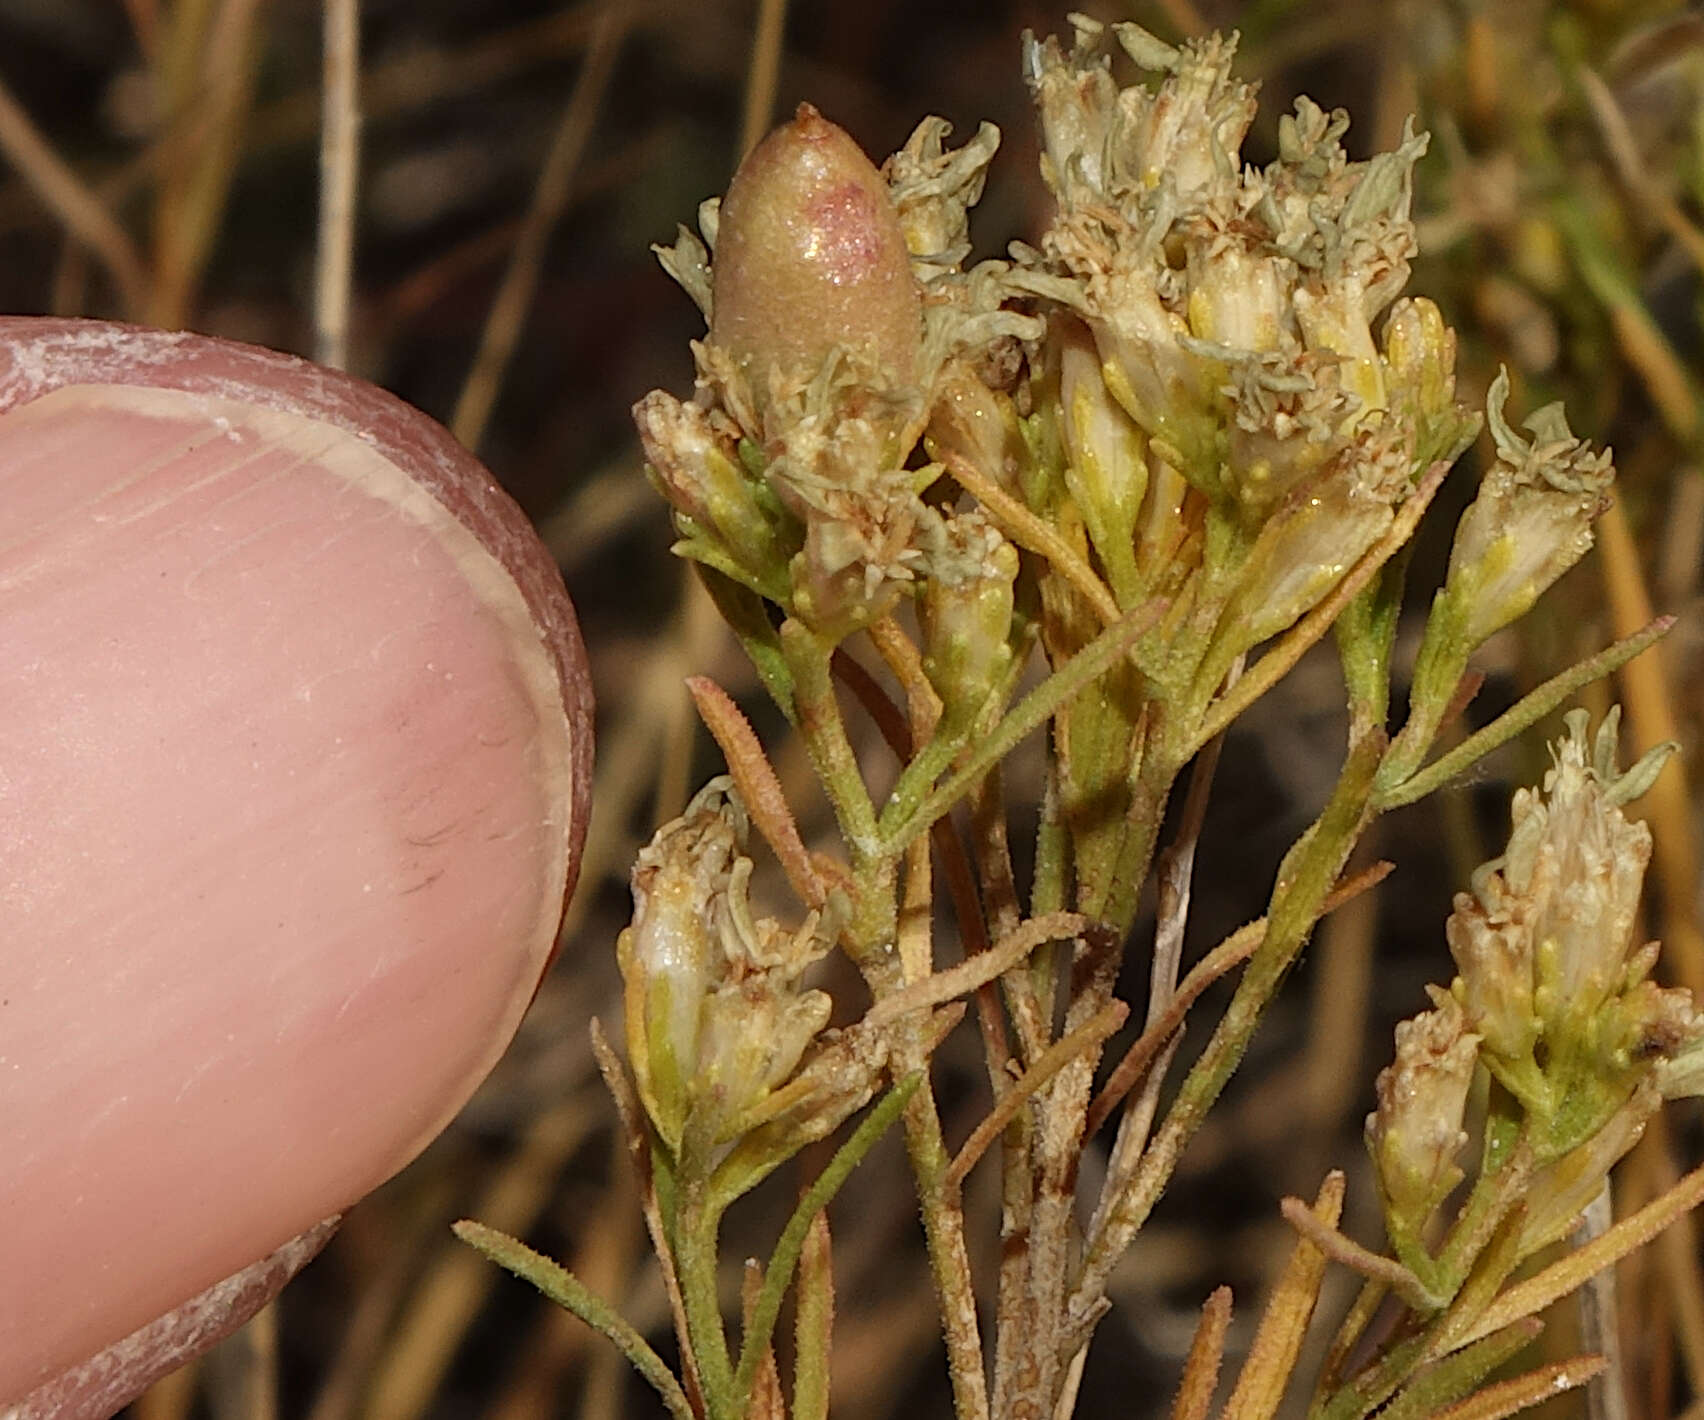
[451,4,626,449]
[314,0,361,370]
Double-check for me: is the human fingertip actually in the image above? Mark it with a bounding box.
[2,1218,339,1420]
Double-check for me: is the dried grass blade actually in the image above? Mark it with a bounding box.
[1221,1173,1345,1420]
[1463,1162,1704,1347]
[1172,1287,1233,1420]
[687,675,826,909]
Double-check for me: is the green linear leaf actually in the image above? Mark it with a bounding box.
[1374,616,1674,811]
[453,1219,695,1420]
[732,1074,922,1408]
[880,596,1166,856]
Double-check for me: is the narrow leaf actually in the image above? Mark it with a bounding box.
[1375,617,1675,810]
[883,595,1167,856]
[1462,1160,1704,1346]
[687,675,824,907]
[733,1075,923,1407]
[865,911,1088,1027]
[1222,1173,1345,1420]
[453,1220,695,1420]
[793,1213,835,1420]
[1172,1286,1233,1420]
[1278,1198,1440,1311]
[1376,1320,1543,1420]
[1426,1356,1606,1420]
[947,1000,1127,1189]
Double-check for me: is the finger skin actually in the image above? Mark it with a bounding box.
[0,317,593,879]
[2,1219,340,1420]
[0,321,593,1400]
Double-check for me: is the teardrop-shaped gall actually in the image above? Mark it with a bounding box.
[710,103,922,393]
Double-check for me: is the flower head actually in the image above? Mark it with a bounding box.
[1445,711,1696,1152]
[1367,991,1480,1240]
[617,779,833,1160]
[1442,369,1615,648]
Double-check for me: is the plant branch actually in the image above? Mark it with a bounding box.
[882,596,1166,856]
[1375,617,1674,810]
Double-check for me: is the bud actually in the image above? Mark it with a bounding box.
[693,951,833,1146]
[617,785,740,1153]
[1380,297,1480,472]
[1367,992,1480,1242]
[710,104,922,398]
[1401,372,1613,750]
[1059,319,1145,599]
[1022,20,1120,212]
[617,780,833,1163]
[632,390,795,597]
[1517,712,1654,1032]
[1103,23,1256,202]
[1210,412,1409,657]
[1439,369,1614,648]
[1445,884,1541,1086]
[925,361,1029,497]
[918,512,1019,723]
[708,1021,889,1204]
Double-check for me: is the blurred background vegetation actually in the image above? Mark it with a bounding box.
[2,0,1701,1416]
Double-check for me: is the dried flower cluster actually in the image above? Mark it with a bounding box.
[1368,713,1697,1304]
[463,21,1692,1420]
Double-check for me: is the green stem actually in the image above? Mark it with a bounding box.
[882,595,1166,858]
[677,1186,737,1420]
[783,618,881,855]
[1068,727,1386,1344]
[1093,740,1178,935]
[880,711,974,841]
